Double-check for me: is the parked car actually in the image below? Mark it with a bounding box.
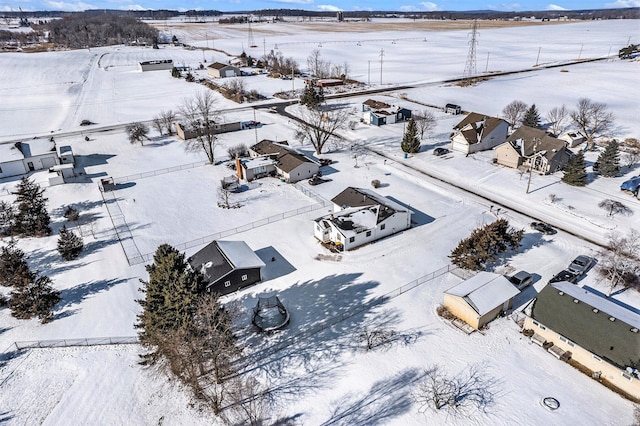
[530,222,557,235]
[308,176,330,186]
[549,270,579,284]
[508,271,533,290]
[433,147,450,156]
[568,255,593,276]
[319,158,333,166]
[620,176,640,196]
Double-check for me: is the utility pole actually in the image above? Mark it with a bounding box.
[578,44,583,60]
[485,52,490,72]
[463,19,479,80]
[263,38,266,57]
[368,60,371,85]
[535,47,541,66]
[379,48,384,85]
[526,140,540,194]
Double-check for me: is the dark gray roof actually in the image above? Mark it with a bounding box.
[331,187,379,209]
[250,139,289,156]
[188,241,233,284]
[249,140,316,173]
[531,282,640,370]
[504,126,568,161]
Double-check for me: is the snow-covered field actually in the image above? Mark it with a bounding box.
[1,18,639,425]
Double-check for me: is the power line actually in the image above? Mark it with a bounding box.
[463,19,479,80]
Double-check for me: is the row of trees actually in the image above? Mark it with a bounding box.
[0,177,51,237]
[562,139,622,186]
[501,97,615,145]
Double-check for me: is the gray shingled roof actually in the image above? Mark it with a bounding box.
[453,112,507,145]
[504,126,568,161]
[531,282,640,370]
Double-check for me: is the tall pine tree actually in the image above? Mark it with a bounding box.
[57,225,84,261]
[12,177,51,237]
[299,83,324,109]
[136,244,206,365]
[0,240,34,288]
[561,151,587,186]
[597,140,620,177]
[401,118,421,153]
[9,275,61,323]
[522,104,541,129]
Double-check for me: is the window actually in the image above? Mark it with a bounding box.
[380,224,386,230]
[622,372,634,381]
[224,280,231,287]
[366,231,371,237]
[242,274,247,281]
[0,166,2,173]
[592,354,602,362]
[349,237,355,243]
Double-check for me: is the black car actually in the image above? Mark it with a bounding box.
[433,148,450,156]
[319,158,333,166]
[549,269,578,284]
[530,222,557,235]
[308,176,330,186]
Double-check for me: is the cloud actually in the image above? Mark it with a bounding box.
[604,0,640,7]
[317,4,342,11]
[400,5,418,11]
[44,0,96,11]
[119,3,148,10]
[487,3,522,10]
[270,0,314,4]
[546,4,568,9]
[400,2,440,11]
[420,2,440,11]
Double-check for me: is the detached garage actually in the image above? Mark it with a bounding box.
[207,62,241,78]
[443,272,519,329]
[0,138,59,179]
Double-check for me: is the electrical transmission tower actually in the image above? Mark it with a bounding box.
[248,17,257,48]
[463,19,479,80]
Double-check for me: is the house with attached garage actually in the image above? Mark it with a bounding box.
[0,138,59,179]
[524,282,640,399]
[494,126,572,175]
[187,240,266,295]
[450,112,509,155]
[314,187,412,251]
[243,139,319,183]
[443,272,520,330]
[362,99,412,126]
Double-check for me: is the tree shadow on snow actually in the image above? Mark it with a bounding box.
[57,277,128,310]
[0,410,15,423]
[320,368,425,426]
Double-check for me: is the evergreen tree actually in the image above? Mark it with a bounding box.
[0,240,34,288]
[597,140,621,177]
[522,104,541,129]
[401,118,421,153]
[0,200,15,235]
[299,83,324,109]
[57,225,84,261]
[9,274,61,323]
[449,219,524,270]
[136,244,206,365]
[561,151,587,186]
[12,177,51,237]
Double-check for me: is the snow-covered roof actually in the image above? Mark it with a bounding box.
[445,272,520,316]
[20,138,56,157]
[217,240,265,270]
[0,143,23,162]
[242,157,277,169]
[322,205,380,237]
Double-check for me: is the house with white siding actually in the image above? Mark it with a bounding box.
[450,112,509,155]
[0,138,59,179]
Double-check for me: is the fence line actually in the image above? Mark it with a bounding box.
[229,264,471,374]
[112,161,209,184]
[99,189,144,266]
[12,336,138,351]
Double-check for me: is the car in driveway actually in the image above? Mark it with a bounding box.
[568,255,593,276]
[433,147,450,156]
[530,222,557,235]
[549,269,579,284]
[620,176,640,196]
[308,176,330,186]
[508,271,533,290]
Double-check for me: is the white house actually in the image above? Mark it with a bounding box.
[314,187,412,251]
[450,112,509,155]
[443,272,520,329]
[246,140,319,183]
[362,99,412,126]
[0,138,59,179]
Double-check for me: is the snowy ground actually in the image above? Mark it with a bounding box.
[1,18,639,425]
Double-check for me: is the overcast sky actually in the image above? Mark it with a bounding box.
[1,0,638,13]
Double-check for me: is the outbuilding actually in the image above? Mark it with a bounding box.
[207,62,241,78]
[443,272,520,329]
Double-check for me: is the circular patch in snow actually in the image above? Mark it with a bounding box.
[541,397,560,411]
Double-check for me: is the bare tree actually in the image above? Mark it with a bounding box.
[221,376,271,426]
[126,122,149,145]
[501,100,528,129]
[598,230,640,296]
[159,110,177,135]
[294,106,351,154]
[152,116,164,135]
[179,91,221,164]
[546,104,569,136]
[358,326,396,350]
[570,98,615,146]
[623,149,640,170]
[307,49,330,78]
[414,364,499,416]
[598,199,632,217]
[413,110,437,139]
[227,143,247,159]
[222,78,245,98]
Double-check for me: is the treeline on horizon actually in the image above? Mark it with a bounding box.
[3,7,639,21]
